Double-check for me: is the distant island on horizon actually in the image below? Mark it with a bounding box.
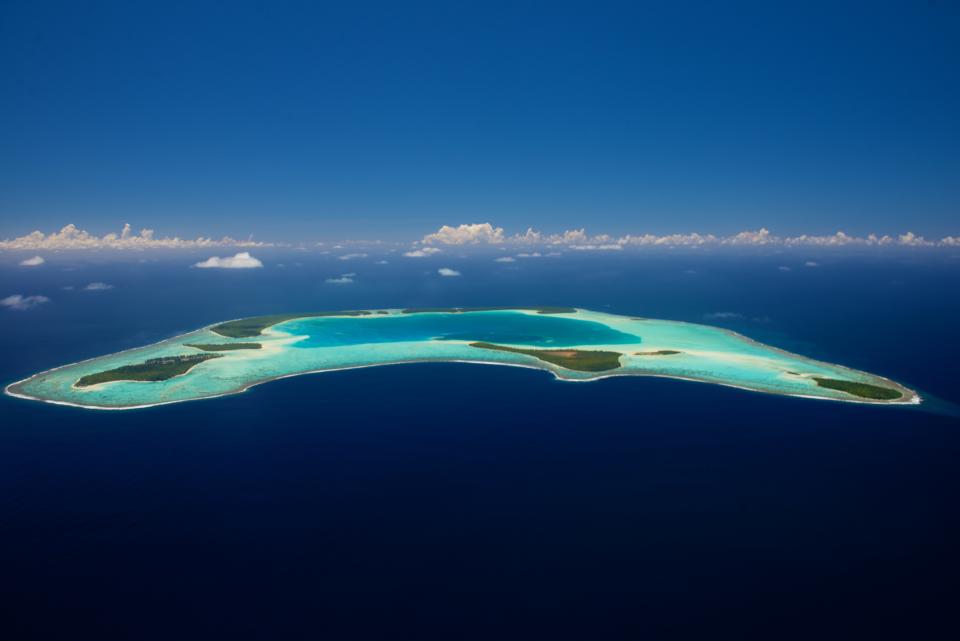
[6,307,918,410]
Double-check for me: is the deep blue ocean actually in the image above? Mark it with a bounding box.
[2,250,958,640]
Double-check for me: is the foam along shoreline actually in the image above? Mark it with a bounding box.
[5,308,919,410]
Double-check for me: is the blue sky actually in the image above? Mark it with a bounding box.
[1,0,958,242]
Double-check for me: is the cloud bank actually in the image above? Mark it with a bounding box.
[194,252,264,269]
[418,224,960,249]
[1,224,270,251]
[3,222,956,254]
[1,294,51,310]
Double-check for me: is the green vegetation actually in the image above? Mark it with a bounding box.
[76,354,222,388]
[469,342,621,372]
[634,350,681,356]
[401,306,576,315]
[185,343,262,351]
[812,377,903,400]
[210,311,372,338]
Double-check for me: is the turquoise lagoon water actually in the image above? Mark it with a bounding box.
[283,312,640,348]
[5,309,917,409]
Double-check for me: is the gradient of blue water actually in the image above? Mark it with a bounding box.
[2,251,958,639]
[283,311,640,348]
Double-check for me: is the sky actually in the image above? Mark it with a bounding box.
[1,0,958,243]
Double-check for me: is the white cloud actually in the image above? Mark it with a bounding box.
[494,256,516,263]
[375,260,389,264]
[724,228,777,245]
[404,247,442,258]
[941,236,960,246]
[84,282,114,291]
[423,223,505,245]
[549,229,589,245]
[512,229,598,245]
[0,224,271,251]
[516,252,542,258]
[513,228,543,244]
[338,253,367,260]
[778,266,792,272]
[437,267,461,277]
[325,273,355,284]
[1,294,51,310]
[897,232,933,247]
[19,255,45,266]
[805,261,819,267]
[194,252,264,269]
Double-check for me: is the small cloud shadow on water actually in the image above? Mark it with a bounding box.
[703,312,773,324]
[703,312,744,321]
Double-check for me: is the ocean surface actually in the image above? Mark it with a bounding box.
[2,250,959,639]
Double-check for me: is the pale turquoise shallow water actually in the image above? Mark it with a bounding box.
[5,309,917,409]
